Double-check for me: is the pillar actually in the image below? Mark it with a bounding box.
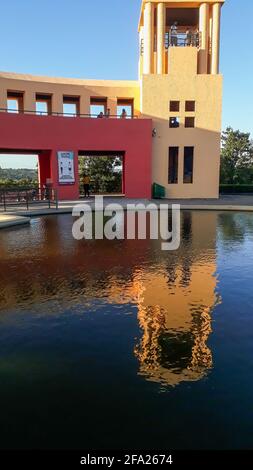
[0,88,7,110]
[38,151,51,188]
[143,2,153,74]
[211,3,221,74]
[199,3,209,74]
[107,97,118,117]
[157,3,165,74]
[24,91,36,113]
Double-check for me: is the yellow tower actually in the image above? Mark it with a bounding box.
[138,0,225,199]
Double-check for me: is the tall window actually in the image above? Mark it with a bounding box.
[63,96,80,116]
[168,147,179,184]
[36,94,52,115]
[184,147,194,183]
[7,91,24,113]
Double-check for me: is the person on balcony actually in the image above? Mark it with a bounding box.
[185,29,192,47]
[106,108,111,118]
[170,22,178,46]
[97,111,104,118]
[120,109,127,119]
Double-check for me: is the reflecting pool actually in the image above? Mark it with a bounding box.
[0,211,253,449]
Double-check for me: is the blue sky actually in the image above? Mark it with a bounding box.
[0,0,252,168]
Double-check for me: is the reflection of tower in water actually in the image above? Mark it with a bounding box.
[133,211,221,387]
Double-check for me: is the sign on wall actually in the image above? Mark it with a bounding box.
[57,151,75,184]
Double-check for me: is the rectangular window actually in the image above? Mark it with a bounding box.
[185,101,195,112]
[168,147,179,184]
[90,97,107,117]
[170,101,180,112]
[117,98,134,118]
[7,91,24,113]
[184,147,194,183]
[185,117,195,128]
[63,96,80,116]
[169,117,180,128]
[36,93,52,115]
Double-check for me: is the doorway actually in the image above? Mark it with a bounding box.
[78,151,124,197]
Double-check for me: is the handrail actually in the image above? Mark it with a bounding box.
[0,108,139,119]
[165,31,201,49]
[0,186,58,211]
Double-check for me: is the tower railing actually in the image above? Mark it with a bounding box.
[165,31,201,49]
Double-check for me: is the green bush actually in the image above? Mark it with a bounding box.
[220,184,253,194]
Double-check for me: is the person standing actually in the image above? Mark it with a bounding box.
[120,108,127,119]
[170,21,178,46]
[83,174,91,198]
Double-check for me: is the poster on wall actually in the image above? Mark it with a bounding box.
[57,151,75,184]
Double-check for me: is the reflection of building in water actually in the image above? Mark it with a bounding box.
[0,211,220,386]
[131,212,220,386]
[133,262,217,387]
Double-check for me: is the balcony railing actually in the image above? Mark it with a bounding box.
[165,31,201,49]
[0,108,139,119]
[140,31,201,55]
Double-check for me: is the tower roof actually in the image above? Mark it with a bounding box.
[138,0,225,31]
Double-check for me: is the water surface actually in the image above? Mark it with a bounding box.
[0,211,253,449]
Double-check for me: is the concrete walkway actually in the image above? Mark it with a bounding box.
[0,213,30,229]
[1,194,253,222]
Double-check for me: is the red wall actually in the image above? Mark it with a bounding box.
[0,113,152,199]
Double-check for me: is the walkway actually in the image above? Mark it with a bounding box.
[0,213,30,229]
[1,195,253,229]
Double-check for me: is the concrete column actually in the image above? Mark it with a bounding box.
[107,97,117,117]
[211,3,221,74]
[52,92,63,114]
[24,91,36,112]
[0,88,7,110]
[157,3,165,74]
[199,3,209,74]
[139,26,144,78]
[79,95,90,115]
[143,2,153,74]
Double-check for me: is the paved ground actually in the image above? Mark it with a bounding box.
[1,195,253,226]
[0,213,30,229]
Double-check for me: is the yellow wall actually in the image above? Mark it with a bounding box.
[141,47,223,198]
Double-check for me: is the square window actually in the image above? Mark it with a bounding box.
[90,97,107,117]
[185,101,195,112]
[7,91,24,113]
[170,101,180,112]
[169,117,180,128]
[63,96,80,116]
[185,117,195,128]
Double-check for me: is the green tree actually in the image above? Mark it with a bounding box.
[79,156,122,194]
[220,127,253,184]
